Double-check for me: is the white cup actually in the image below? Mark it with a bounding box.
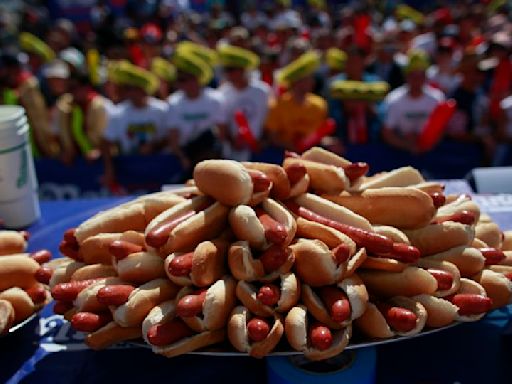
[0,106,40,228]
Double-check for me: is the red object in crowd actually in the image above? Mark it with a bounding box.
[489,59,512,120]
[140,23,162,43]
[417,99,457,152]
[353,13,371,52]
[295,118,336,153]
[235,110,260,152]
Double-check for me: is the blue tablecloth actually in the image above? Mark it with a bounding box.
[2,194,511,384]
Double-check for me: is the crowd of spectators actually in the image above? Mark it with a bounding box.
[1,0,512,186]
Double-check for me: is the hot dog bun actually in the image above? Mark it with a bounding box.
[70,263,117,282]
[405,222,474,256]
[283,158,349,194]
[412,294,458,328]
[194,160,254,206]
[0,254,39,291]
[372,226,410,245]
[415,259,461,298]
[0,231,27,256]
[358,166,424,190]
[453,278,489,322]
[228,306,284,358]
[242,162,290,201]
[78,231,145,265]
[115,250,166,284]
[475,219,502,249]
[502,231,512,251]
[0,300,15,334]
[0,287,36,323]
[85,321,142,350]
[472,269,512,309]
[323,188,435,229]
[285,305,352,361]
[423,246,485,278]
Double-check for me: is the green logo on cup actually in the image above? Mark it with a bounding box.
[17,147,28,188]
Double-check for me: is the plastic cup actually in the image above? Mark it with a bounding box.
[0,106,40,228]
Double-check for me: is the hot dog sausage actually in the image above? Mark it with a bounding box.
[259,245,289,274]
[255,208,287,245]
[285,163,307,185]
[63,228,78,247]
[429,192,446,208]
[147,318,194,346]
[35,266,53,285]
[319,286,351,323]
[168,252,194,276]
[247,317,271,342]
[247,169,272,193]
[109,240,144,261]
[285,201,393,254]
[97,285,135,306]
[377,303,418,333]
[30,250,52,265]
[176,290,207,317]
[71,312,112,332]
[145,212,196,248]
[448,294,493,316]
[59,240,81,261]
[332,243,351,264]
[25,285,47,305]
[343,162,369,182]
[480,248,506,266]
[309,323,333,350]
[51,279,101,301]
[375,243,420,263]
[257,284,281,306]
[427,269,453,291]
[53,300,73,315]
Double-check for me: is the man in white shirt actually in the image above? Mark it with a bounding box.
[167,45,225,177]
[382,50,445,154]
[216,44,272,161]
[102,62,166,186]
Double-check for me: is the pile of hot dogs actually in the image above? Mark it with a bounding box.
[0,230,52,334]
[41,147,512,360]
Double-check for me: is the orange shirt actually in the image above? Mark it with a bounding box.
[265,92,327,146]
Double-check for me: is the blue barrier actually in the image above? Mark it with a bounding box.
[35,142,484,200]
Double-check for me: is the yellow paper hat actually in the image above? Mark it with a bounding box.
[326,48,347,71]
[330,80,390,101]
[217,44,259,69]
[19,32,55,62]
[172,47,213,85]
[404,49,430,74]
[396,4,425,25]
[151,57,177,82]
[276,51,321,86]
[109,61,159,94]
[176,41,218,67]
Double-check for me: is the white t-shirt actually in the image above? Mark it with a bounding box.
[383,85,445,135]
[218,79,271,161]
[500,96,512,137]
[167,88,225,146]
[104,97,168,154]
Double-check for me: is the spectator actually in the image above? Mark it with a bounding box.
[0,51,58,157]
[102,62,166,186]
[367,33,405,91]
[381,49,445,154]
[241,2,268,31]
[265,51,341,153]
[150,57,176,100]
[167,45,224,178]
[19,32,55,75]
[216,44,271,161]
[426,37,459,95]
[41,59,69,142]
[57,72,110,164]
[447,49,493,165]
[494,93,512,166]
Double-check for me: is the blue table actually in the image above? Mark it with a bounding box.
[2,197,511,384]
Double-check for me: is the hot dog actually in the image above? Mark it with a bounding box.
[228,198,296,250]
[235,273,300,317]
[431,210,477,225]
[51,278,104,302]
[165,239,227,287]
[357,166,425,190]
[446,278,491,321]
[502,231,512,251]
[79,231,145,265]
[404,222,475,256]
[0,254,39,291]
[354,297,427,338]
[475,216,502,250]
[142,300,225,357]
[479,248,506,266]
[69,263,117,282]
[282,162,310,198]
[322,187,436,229]
[228,306,284,358]
[471,269,512,310]
[29,250,52,265]
[285,305,352,361]
[358,266,438,298]
[0,287,43,323]
[174,276,236,332]
[434,195,480,224]
[415,259,461,297]
[242,162,292,201]
[0,300,15,334]
[112,278,179,328]
[423,246,485,278]
[0,230,27,256]
[145,196,229,255]
[49,261,85,288]
[228,241,295,282]
[412,294,458,328]
[113,250,166,284]
[193,160,272,206]
[301,275,368,329]
[73,191,185,244]
[73,277,125,312]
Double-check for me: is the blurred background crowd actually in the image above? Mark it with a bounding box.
[1,0,512,195]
